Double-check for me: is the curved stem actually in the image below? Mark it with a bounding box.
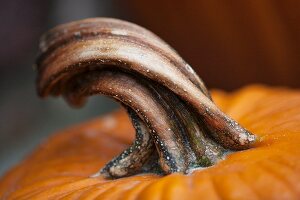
[36,18,257,178]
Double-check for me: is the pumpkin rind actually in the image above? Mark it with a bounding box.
[1,85,300,200]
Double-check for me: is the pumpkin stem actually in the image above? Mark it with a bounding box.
[36,18,257,178]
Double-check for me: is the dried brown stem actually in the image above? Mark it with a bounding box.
[36,18,256,178]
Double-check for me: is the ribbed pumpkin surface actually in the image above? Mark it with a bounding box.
[1,85,300,200]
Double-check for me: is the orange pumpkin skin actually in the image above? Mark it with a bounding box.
[1,85,300,200]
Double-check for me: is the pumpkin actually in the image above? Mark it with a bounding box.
[1,18,300,199]
[1,85,300,199]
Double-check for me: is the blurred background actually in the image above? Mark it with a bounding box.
[0,0,299,176]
